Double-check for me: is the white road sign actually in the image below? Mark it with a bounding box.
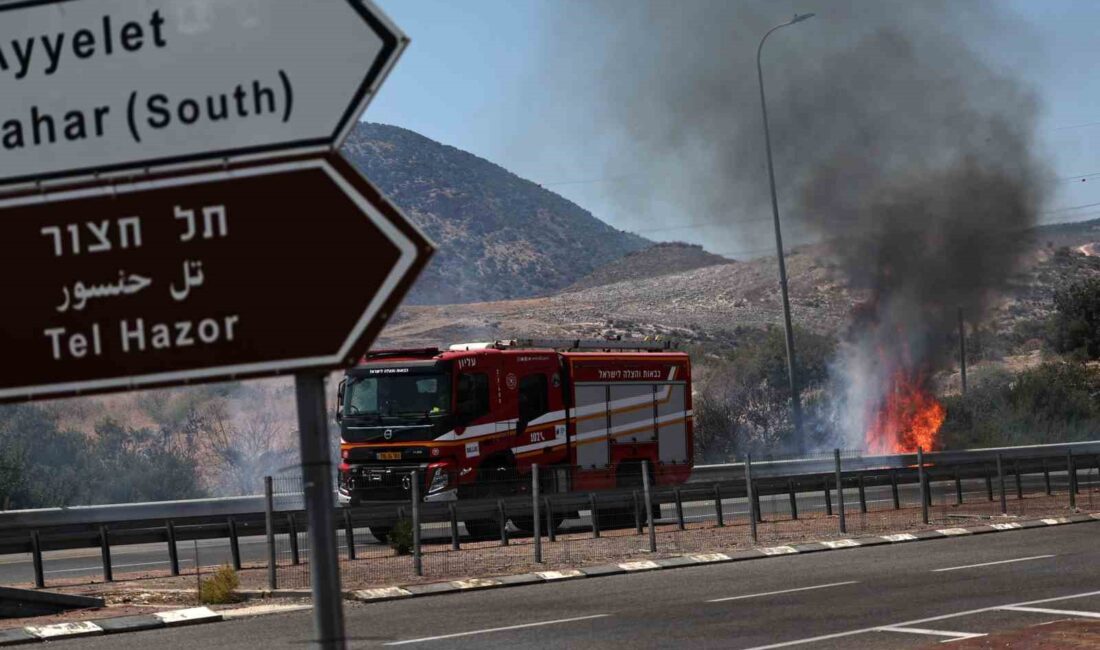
[0,0,406,189]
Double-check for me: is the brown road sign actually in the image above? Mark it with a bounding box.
[0,154,431,402]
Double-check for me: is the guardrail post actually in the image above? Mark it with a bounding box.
[1068,451,1077,510]
[411,470,422,576]
[917,447,928,525]
[588,493,601,538]
[753,481,764,524]
[533,464,542,564]
[674,488,685,531]
[714,484,725,527]
[986,468,994,501]
[834,449,846,534]
[545,497,557,543]
[30,530,45,588]
[288,514,300,565]
[1071,451,1080,496]
[858,472,868,514]
[99,525,113,583]
[955,470,963,506]
[166,520,180,577]
[449,503,461,550]
[824,475,833,516]
[997,453,1007,515]
[890,470,899,510]
[642,460,657,553]
[1043,459,1052,495]
[1013,461,1023,500]
[264,476,276,590]
[745,454,758,543]
[343,508,356,561]
[788,479,798,520]
[634,490,644,534]
[228,517,241,571]
[498,499,510,546]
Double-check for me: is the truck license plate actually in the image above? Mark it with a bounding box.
[378,452,402,460]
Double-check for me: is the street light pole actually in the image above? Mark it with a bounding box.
[756,13,814,456]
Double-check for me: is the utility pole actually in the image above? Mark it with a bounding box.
[756,13,815,455]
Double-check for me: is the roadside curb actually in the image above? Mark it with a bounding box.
[0,607,220,647]
[347,513,1100,605]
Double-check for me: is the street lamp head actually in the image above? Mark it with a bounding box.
[791,12,815,23]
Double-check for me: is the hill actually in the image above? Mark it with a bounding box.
[341,123,649,304]
[565,242,732,292]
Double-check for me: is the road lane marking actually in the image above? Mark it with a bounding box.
[46,559,193,574]
[931,555,1055,572]
[877,626,985,640]
[382,614,610,645]
[739,588,1100,649]
[707,581,859,603]
[998,605,1100,619]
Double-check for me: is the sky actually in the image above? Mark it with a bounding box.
[366,0,1100,257]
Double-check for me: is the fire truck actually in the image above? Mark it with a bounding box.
[336,339,693,540]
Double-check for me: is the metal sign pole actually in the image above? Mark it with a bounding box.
[296,372,346,649]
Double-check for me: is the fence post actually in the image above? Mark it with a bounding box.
[824,475,833,516]
[1043,459,1052,495]
[288,514,300,565]
[1068,451,1077,510]
[918,447,928,525]
[642,460,657,553]
[589,493,601,539]
[674,488,685,531]
[997,453,1007,515]
[343,508,356,561]
[228,517,241,571]
[788,479,798,520]
[30,530,44,588]
[745,454,758,543]
[532,464,542,564]
[834,449,847,534]
[986,469,994,502]
[1014,461,1023,500]
[890,470,899,510]
[955,470,963,506]
[166,520,180,577]
[858,473,868,514]
[411,470,422,576]
[99,525,113,583]
[714,484,725,527]
[264,477,276,590]
[449,503,460,550]
[498,499,510,546]
[753,482,764,523]
[545,497,557,543]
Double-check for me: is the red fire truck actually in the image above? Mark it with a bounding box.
[336,339,693,540]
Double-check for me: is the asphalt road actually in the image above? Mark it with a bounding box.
[2,473,1084,587]
[0,475,1030,586]
[61,521,1100,649]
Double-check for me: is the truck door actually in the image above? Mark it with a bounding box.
[656,381,689,464]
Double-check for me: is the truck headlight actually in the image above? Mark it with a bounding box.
[428,467,450,494]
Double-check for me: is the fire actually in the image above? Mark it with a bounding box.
[865,367,945,454]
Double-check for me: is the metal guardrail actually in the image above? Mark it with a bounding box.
[1,440,1098,588]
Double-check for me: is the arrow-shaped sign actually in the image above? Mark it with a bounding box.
[0,0,405,190]
[0,155,431,402]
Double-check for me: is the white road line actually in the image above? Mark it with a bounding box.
[45,559,193,574]
[739,588,1100,649]
[931,555,1055,573]
[382,614,610,645]
[877,626,986,640]
[707,581,859,603]
[999,606,1100,619]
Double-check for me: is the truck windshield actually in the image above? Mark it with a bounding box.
[345,373,452,417]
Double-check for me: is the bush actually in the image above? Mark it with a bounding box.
[388,519,414,555]
[199,565,241,604]
[1048,277,1100,360]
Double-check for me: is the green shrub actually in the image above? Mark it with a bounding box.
[388,519,414,555]
[199,565,241,604]
[1048,277,1100,360]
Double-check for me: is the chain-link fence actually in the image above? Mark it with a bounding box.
[259,451,1100,591]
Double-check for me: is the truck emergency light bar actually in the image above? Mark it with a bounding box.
[450,338,677,352]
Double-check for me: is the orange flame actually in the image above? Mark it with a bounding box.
[865,368,945,454]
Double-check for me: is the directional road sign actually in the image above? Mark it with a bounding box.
[0,0,406,189]
[0,155,431,402]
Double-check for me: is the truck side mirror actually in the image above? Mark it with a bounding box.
[335,379,346,423]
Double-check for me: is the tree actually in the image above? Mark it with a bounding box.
[1049,277,1100,360]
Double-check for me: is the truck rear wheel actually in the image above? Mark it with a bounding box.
[369,525,392,544]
